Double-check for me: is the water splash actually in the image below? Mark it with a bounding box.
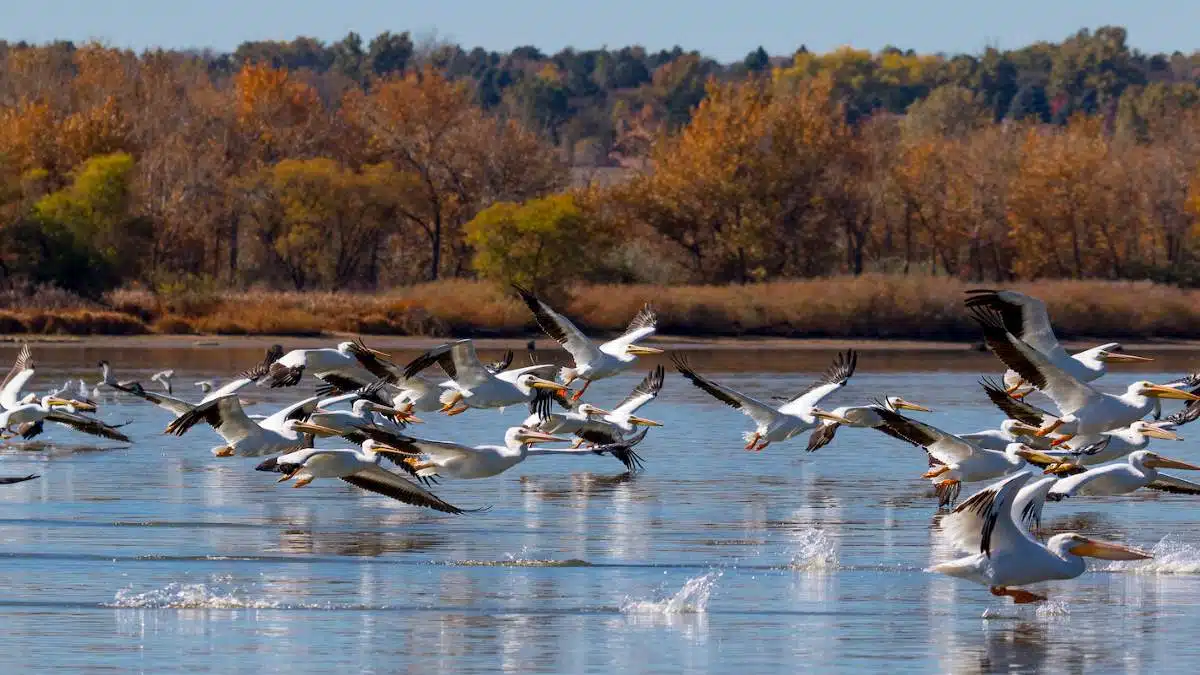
[1104,535,1200,575]
[981,599,1069,621]
[107,582,280,609]
[621,572,720,614]
[787,528,837,572]
[1035,599,1070,618]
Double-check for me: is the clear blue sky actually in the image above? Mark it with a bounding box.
[7,1,1200,62]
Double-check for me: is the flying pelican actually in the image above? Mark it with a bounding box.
[265,339,389,388]
[571,366,666,446]
[150,369,175,394]
[964,289,1152,397]
[515,286,662,400]
[931,472,1151,603]
[1047,450,1200,499]
[307,395,419,438]
[164,394,328,457]
[254,440,479,514]
[971,307,1199,443]
[108,345,283,418]
[402,340,566,414]
[971,376,1070,448]
[522,395,609,437]
[388,426,645,479]
[806,395,931,452]
[1,345,130,442]
[321,347,514,413]
[870,406,1059,507]
[673,351,857,451]
[1037,421,1182,472]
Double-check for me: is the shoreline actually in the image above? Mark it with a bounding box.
[6,333,1200,352]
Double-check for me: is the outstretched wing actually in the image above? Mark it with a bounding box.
[964,290,1067,361]
[119,381,195,416]
[599,304,658,357]
[872,407,979,465]
[610,366,665,418]
[1146,474,1200,495]
[805,421,840,453]
[402,340,490,387]
[978,377,1057,426]
[343,466,483,514]
[0,343,33,410]
[485,350,514,374]
[941,472,1034,557]
[515,286,604,366]
[45,410,131,442]
[165,394,259,441]
[777,350,857,415]
[672,355,778,428]
[970,307,1096,414]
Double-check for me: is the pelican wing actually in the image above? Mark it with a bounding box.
[165,394,260,440]
[777,350,857,415]
[343,465,477,514]
[599,304,658,357]
[0,343,33,410]
[120,382,195,416]
[805,421,840,453]
[672,356,778,428]
[970,307,1097,414]
[261,395,321,431]
[872,407,978,465]
[942,472,1034,557]
[979,377,1057,426]
[494,364,558,385]
[45,410,131,442]
[403,340,490,388]
[1163,394,1200,429]
[611,365,665,418]
[1146,474,1200,495]
[515,286,604,365]
[0,474,38,485]
[964,290,1067,361]
[485,350,514,374]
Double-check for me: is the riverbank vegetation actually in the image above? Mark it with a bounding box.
[4,27,1200,337]
[3,277,1199,340]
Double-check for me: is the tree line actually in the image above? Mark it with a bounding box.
[1,25,1200,302]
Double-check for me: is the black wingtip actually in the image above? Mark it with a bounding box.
[255,457,280,472]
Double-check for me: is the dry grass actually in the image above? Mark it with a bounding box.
[3,276,1200,339]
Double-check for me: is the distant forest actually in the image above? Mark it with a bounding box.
[3,25,1200,302]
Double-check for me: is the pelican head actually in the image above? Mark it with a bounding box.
[1051,533,1152,561]
[1131,450,1200,471]
[361,439,409,457]
[1090,343,1153,364]
[577,403,610,418]
[1133,381,1200,401]
[509,427,571,446]
[41,395,73,409]
[1012,444,1062,467]
[1001,419,1036,436]
[1128,421,1181,442]
[884,396,932,412]
[625,344,663,356]
[518,374,569,393]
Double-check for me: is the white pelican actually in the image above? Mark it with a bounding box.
[516,286,662,400]
[323,348,513,413]
[109,344,283,418]
[973,376,1071,447]
[673,351,857,451]
[2,345,129,442]
[402,340,567,414]
[971,307,1199,442]
[389,426,644,479]
[151,369,175,394]
[572,365,666,446]
[522,396,608,436]
[308,396,419,438]
[164,394,327,457]
[1048,450,1200,499]
[932,472,1151,603]
[254,440,479,514]
[266,339,389,388]
[964,289,1152,396]
[806,395,931,452]
[1039,421,1182,472]
[870,407,1057,506]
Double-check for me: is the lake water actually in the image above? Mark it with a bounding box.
[2,342,1200,674]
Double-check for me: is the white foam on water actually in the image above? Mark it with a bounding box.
[107,582,280,609]
[981,599,1069,621]
[1104,535,1200,575]
[1035,599,1070,618]
[621,571,721,614]
[787,528,837,572]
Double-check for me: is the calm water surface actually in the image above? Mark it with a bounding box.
[2,343,1200,674]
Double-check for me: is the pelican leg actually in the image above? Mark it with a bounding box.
[445,404,470,417]
[990,586,1046,604]
[1004,379,1026,396]
[922,465,950,479]
[1048,434,1076,447]
[276,467,302,483]
[292,475,314,488]
[439,392,464,413]
[570,379,591,402]
[214,447,235,457]
[744,433,761,451]
[1035,419,1065,437]
[754,440,771,451]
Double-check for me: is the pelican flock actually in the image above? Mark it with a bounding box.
[3,284,1199,610]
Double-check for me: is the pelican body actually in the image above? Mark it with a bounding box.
[403,340,566,415]
[1049,451,1200,498]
